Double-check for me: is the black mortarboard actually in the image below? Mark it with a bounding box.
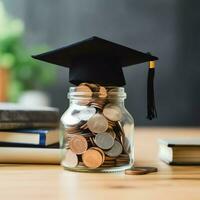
[32,36,158,119]
[32,36,158,86]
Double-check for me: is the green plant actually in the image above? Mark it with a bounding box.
[0,2,55,101]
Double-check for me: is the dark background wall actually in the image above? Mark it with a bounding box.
[3,0,200,126]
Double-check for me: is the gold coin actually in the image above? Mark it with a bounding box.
[82,148,103,169]
[61,149,78,168]
[69,135,88,155]
[103,104,122,121]
[87,113,108,133]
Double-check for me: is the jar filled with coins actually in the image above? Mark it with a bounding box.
[60,83,134,172]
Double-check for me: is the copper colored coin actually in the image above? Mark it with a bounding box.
[103,104,122,121]
[125,168,148,175]
[69,135,88,155]
[125,167,158,175]
[99,86,107,98]
[87,113,108,133]
[80,83,99,92]
[76,85,92,95]
[139,167,158,173]
[82,148,103,169]
[91,147,105,163]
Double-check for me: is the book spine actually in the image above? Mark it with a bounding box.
[0,122,59,130]
[0,147,61,164]
[0,110,59,123]
[39,132,46,146]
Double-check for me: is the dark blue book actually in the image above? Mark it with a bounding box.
[0,129,59,147]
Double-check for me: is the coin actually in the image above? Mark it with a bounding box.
[82,148,103,169]
[80,83,99,92]
[125,168,148,175]
[76,85,92,95]
[69,135,88,155]
[99,86,107,98]
[109,130,116,139]
[90,99,105,110]
[138,166,158,173]
[62,113,81,126]
[125,167,158,175]
[87,113,108,133]
[76,107,96,121]
[61,149,78,168]
[94,132,114,150]
[105,140,123,157]
[91,147,105,163]
[103,104,122,121]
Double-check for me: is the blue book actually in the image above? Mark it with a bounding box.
[0,129,59,147]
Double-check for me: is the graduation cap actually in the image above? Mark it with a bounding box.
[32,36,158,120]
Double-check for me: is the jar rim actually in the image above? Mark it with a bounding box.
[67,86,127,99]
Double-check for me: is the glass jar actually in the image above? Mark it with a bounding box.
[60,85,134,172]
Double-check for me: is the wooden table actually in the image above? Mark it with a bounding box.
[0,128,200,200]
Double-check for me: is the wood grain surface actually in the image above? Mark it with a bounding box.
[0,127,200,200]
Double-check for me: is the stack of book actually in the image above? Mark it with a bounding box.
[0,103,61,164]
[159,138,200,165]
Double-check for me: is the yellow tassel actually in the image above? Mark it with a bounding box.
[149,61,155,69]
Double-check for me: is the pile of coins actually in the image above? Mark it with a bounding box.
[61,83,133,170]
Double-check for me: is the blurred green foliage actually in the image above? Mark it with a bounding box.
[0,2,55,101]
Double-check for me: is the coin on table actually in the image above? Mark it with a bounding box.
[94,132,114,150]
[125,167,158,175]
[61,149,78,168]
[103,104,122,121]
[82,148,103,169]
[69,135,88,155]
[87,113,108,133]
[105,140,123,157]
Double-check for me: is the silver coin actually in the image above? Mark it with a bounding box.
[77,107,96,121]
[103,104,122,121]
[87,113,108,133]
[61,112,81,126]
[61,149,78,168]
[105,140,123,157]
[94,132,114,150]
